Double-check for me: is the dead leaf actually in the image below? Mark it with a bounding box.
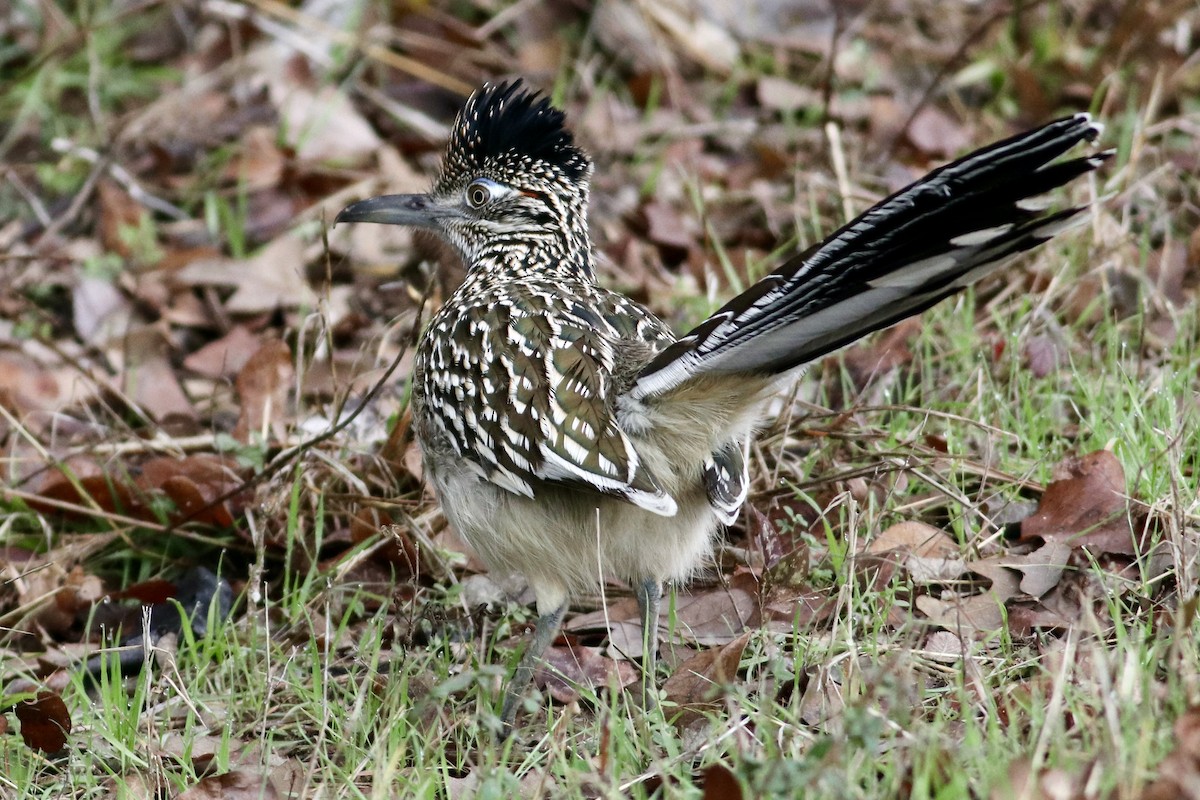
[14,692,72,753]
[964,557,1024,600]
[867,520,957,557]
[1146,240,1192,308]
[233,339,293,443]
[176,769,280,800]
[663,631,751,727]
[0,352,85,425]
[231,126,287,190]
[641,0,740,73]
[917,556,1019,633]
[906,106,970,158]
[924,630,969,660]
[699,763,744,800]
[512,0,570,74]
[642,201,695,260]
[174,235,318,314]
[136,454,244,527]
[797,663,845,729]
[536,636,638,704]
[995,757,1089,800]
[97,179,147,259]
[183,326,264,379]
[865,521,965,584]
[274,84,381,166]
[1006,604,1076,635]
[1017,450,1140,555]
[1004,542,1072,597]
[1023,333,1066,379]
[916,593,1007,633]
[672,581,757,646]
[72,275,135,346]
[32,454,244,528]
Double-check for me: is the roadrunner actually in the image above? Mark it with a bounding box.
[336,80,1108,732]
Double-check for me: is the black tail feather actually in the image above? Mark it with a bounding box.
[632,114,1109,400]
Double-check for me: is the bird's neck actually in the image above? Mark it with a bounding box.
[465,222,595,284]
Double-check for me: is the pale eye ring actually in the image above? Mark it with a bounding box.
[465,179,498,209]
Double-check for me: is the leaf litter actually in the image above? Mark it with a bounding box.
[0,0,1196,794]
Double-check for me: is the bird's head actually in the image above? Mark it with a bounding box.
[336,80,594,277]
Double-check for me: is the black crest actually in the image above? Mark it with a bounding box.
[446,80,589,182]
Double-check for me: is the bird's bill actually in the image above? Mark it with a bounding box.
[334,193,462,228]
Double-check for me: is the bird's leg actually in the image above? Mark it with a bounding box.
[635,578,662,708]
[500,600,567,735]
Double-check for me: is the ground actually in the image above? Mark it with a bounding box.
[1,0,1198,798]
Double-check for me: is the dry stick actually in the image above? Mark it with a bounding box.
[817,0,856,125]
[159,229,429,538]
[51,138,189,220]
[36,150,108,244]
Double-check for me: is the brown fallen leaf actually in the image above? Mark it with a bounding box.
[663,631,751,728]
[917,556,1021,633]
[0,352,86,428]
[183,325,264,379]
[1017,450,1142,556]
[1004,542,1073,597]
[176,768,280,800]
[699,763,744,800]
[564,597,644,661]
[671,579,757,647]
[72,275,135,346]
[916,593,1008,634]
[230,126,287,191]
[174,235,318,314]
[119,328,196,421]
[642,201,696,261]
[1006,604,1076,635]
[233,339,294,444]
[906,106,971,158]
[28,458,130,520]
[1023,333,1067,379]
[865,520,965,584]
[31,454,244,528]
[757,76,820,112]
[14,691,72,753]
[274,84,381,166]
[97,179,148,260]
[535,635,638,704]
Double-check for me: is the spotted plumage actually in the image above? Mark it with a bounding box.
[414,273,687,516]
[336,79,1109,733]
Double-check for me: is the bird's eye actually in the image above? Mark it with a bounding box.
[465,180,497,209]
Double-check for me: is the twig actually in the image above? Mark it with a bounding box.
[36,148,108,244]
[50,138,189,220]
[3,167,52,227]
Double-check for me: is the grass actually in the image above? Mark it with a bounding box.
[2,0,1198,797]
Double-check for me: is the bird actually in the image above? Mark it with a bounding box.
[335,79,1109,734]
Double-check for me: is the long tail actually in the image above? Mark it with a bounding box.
[631,113,1111,401]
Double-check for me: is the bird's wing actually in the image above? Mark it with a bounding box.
[417,284,679,516]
